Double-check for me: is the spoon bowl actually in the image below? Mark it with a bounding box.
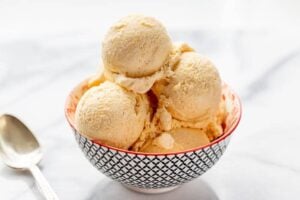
[0,114,42,169]
[0,114,59,200]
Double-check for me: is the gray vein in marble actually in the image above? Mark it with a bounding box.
[231,31,246,70]
[170,30,222,53]
[35,116,65,134]
[11,184,37,200]
[0,36,97,88]
[242,48,300,101]
[2,170,36,200]
[0,56,91,109]
[233,153,300,174]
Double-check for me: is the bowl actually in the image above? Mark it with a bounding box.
[65,79,242,194]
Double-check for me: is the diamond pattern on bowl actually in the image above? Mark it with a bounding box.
[74,131,230,189]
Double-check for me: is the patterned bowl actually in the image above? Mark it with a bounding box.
[65,79,242,194]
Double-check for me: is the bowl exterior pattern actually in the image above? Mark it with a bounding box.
[66,80,241,190]
[74,131,230,189]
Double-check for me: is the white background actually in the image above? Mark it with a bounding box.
[1,1,300,199]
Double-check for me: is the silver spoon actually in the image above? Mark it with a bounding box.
[0,114,59,200]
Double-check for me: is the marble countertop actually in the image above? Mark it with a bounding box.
[1,1,300,199]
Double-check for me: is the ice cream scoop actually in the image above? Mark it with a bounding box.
[169,128,210,150]
[140,133,183,153]
[140,128,210,153]
[153,51,222,122]
[153,95,227,141]
[75,81,150,149]
[102,14,172,77]
[102,15,172,93]
[99,43,193,94]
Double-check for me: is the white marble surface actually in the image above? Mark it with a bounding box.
[1,1,300,199]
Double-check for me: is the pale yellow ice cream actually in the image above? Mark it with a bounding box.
[153,51,222,128]
[140,133,184,153]
[153,97,227,141]
[74,15,227,153]
[100,42,192,93]
[75,81,150,149]
[102,15,172,93]
[102,14,172,77]
[140,128,210,153]
[103,68,167,94]
[132,49,224,151]
[87,72,106,88]
[206,97,227,140]
[170,128,210,149]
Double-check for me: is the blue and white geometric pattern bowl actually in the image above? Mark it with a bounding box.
[65,79,241,194]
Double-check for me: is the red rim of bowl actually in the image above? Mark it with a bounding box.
[65,78,242,156]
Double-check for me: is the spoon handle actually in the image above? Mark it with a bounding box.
[29,165,59,200]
